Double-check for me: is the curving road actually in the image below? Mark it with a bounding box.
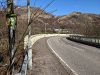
[47,37,100,75]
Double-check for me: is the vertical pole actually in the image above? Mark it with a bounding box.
[7,0,16,74]
[45,23,46,34]
[7,0,14,14]
[27,0,32,70]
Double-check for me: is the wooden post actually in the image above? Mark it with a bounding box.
[7,0,14,14]
[7,0,16,74]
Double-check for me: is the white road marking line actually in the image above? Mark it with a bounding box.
[59,38,84,52]
[47,39,78,75]
[63,38,84,52]
[72,46,84,52]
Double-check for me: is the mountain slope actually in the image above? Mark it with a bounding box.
[58,12,100,37]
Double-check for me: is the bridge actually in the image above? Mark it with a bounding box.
[16,34,100,75]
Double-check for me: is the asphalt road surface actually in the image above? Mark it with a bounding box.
[32,38,69,75]
[47,37,100,75]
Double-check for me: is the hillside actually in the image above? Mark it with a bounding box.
[0,7,100,37]
[0,6,100,74]
[15,7,100,36]
[58,12,100,36]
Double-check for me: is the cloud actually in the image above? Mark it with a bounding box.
[14,0,17,5]
[14,0,27,6]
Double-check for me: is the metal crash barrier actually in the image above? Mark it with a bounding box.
[68,35,100,48]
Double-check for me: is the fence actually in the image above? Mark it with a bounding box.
[68,35,100,48]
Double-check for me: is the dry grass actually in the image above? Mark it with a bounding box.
[0,11,25,75]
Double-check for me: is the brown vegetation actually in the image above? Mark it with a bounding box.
[58,12,100,37]
[0,7,100,74]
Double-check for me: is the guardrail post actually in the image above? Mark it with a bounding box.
[27,0,32,70]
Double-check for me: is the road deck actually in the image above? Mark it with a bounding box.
[31,38,69,75]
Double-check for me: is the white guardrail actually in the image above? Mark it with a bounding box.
[16,34,68,75]
[25,34,68,70]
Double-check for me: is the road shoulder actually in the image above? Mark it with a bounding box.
[31,38,69,75]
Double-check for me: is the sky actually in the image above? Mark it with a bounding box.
[0,0,100,16]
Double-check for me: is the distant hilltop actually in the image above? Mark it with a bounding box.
[0,7,100,37]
